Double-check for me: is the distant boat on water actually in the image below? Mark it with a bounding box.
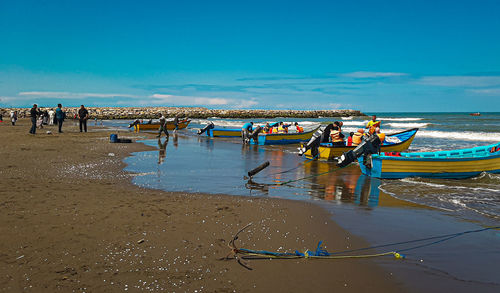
[470,112,481,116]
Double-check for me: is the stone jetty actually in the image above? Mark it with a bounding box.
[0,107,365,119]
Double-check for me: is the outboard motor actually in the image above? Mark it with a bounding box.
[245,126,262,143]
[197,122,214,135]
[298,127,324,157]
[336,134,381,167]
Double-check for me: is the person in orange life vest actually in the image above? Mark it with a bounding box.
[294,122,304,133]
[352,129,364,146]
[347,132,354,146]
[277,122,288,133]
[330,126,345,146]
[375,127,386,145]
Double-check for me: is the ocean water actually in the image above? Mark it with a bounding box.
[116,112,500,222]
[118,112,500,291]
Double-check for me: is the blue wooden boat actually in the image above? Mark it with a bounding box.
[358,143,500,179]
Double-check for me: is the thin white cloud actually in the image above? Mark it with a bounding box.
[467,88,500,95]
[151,94,229,105]
[417,76,500,87]
[342,71,408,78]
[19,91,139,98]
[150,94,258,108]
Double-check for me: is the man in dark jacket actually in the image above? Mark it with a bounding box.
[29,104,40,134]
[55,104,65,133]
[78,105,89,132]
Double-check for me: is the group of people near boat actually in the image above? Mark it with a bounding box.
[324,115,385,147]
[241,121,305,143]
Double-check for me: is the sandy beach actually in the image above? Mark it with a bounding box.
[0,119,404,292]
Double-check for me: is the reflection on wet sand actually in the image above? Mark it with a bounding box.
[299,160,428,209]
[173,131,178,148]
[245,179,269,195]
[157,138,168,165]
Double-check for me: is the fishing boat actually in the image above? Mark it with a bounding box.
[205,127,242,137]
[358,143,500,179]
[304,128,418,161]
[250,127,320,145]
[470,112,481,116]
[134,119,191,132]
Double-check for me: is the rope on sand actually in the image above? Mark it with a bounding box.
[222,223,500,270]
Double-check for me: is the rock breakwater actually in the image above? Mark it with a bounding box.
[0,107,365,119]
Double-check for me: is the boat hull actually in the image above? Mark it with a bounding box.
[134,120,190,131]
[304,128,418,160]
[359,143,500,179]
[250,127,319,145]
[206,128,242,137]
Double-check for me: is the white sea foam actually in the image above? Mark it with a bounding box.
[400,178,500,193]
[416,130,500,142]
[340,121,367,126]
[378,117,424,121]
[385,122,429,128]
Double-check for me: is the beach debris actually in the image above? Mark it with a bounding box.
[223,223,405,270]
[46,131,52,134]
[137,239,145,244]
[16,255,24,260]
[108,153,115,157]
[246,161,270,179]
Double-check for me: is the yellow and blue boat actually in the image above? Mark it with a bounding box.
[250,127,320,145]
[358,143,500,179]
[304,128,418,161]
[134,119,190,132]
[206,128,242,137]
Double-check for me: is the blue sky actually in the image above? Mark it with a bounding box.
[1,0,499,111]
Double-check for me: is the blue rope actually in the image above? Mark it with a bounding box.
[329,226,500,256]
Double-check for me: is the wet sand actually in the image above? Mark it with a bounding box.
[0,119,405,292]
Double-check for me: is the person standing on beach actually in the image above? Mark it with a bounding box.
[10,111,18,126]
[173,115,179,131]
[48,108,55,125]
[157,115,169,138]
[78,105,89,132]
[55,104,65,133]
[29,104,39,134]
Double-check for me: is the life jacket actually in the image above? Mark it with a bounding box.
[490,146,500,153]
[330,130,343,143]
[347,136,353,146]
[278,125,287,133]
[352,133,363,146]
[377,133,386,144]
[296,126,304,133]
[272,127,278,134]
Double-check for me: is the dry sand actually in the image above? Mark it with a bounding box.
[0,119,406,292]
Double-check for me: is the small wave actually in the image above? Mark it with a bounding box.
[417,130,500,142]
[386,122,429,128]
[339,121,366,126]
[400,178,500,193]
[341,116,353,120]
[472,172,500,182]
[378,117,424,121]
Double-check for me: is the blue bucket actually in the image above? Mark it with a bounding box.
[110,134,118,143]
